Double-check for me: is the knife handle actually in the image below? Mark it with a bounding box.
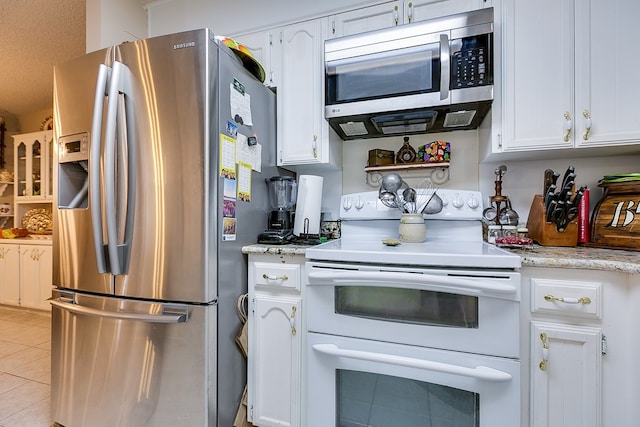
[578,188,590,243]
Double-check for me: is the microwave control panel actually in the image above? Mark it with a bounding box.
[451,34,492,89]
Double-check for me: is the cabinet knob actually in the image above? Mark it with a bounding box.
[290,305,297,335]
[582,110,592,141]
[539,332,549,371]
[563,112,573,142]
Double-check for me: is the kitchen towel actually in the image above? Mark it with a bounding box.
[294,175,323,236]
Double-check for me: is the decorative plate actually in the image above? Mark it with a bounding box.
[22,208,53,234]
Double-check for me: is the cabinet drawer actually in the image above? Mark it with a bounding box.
[253,262,301,291]
[531,278,601,319]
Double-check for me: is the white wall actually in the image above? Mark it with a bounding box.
[343,130,480,194]
[86,0,148,51]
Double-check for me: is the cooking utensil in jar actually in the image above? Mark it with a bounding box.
[402,187,417,213]
[421,191,443,214]
[379,188,400,209]
[380,173,404,193]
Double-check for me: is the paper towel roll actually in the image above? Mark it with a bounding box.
[294,175,323,236]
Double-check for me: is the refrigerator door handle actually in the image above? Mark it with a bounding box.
[105,60,136,276]
[90,63,111,274]
[50,299,189,323]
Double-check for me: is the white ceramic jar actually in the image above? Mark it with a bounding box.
[398,213,426,243]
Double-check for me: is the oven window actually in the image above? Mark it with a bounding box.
[326,44,439,104]
[335,286,478,328]
[337,370,479,427]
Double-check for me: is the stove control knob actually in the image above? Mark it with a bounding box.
[467,194,480,209]
[354,197,364,210]
[342,197,353,211]
[452,193,464,209]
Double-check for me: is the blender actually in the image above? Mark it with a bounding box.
[258,176,297,244]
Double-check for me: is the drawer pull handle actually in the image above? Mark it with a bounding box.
[539,332,549,371]
[544,294,591,305]
[262,273,289,282]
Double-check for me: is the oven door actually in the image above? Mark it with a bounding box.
[305,262,520,358]
[307,332,520,427]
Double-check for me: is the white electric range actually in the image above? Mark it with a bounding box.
[304,190,523,427]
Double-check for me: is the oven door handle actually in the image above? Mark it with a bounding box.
[307,271,516,295]
[313,343,512,382]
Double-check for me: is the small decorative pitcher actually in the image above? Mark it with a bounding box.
[398,213,426,243]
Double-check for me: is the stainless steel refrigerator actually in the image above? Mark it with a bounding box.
[50,29,277,427]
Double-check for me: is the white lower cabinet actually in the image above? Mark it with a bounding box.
[248,253,305,427]
[522,267,638,427]
[0,244,20,305]
[0,242,52,311]
[530,321,601,427]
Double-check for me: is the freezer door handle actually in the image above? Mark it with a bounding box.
[90,63,111,273]
[104,60,136,276]
[50,299,189,323]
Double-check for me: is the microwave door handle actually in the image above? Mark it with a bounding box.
[312,343,512,382]
[439,33,450,101]
[90,63,111,274]
[307,270,517,295]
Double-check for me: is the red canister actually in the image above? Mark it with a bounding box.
[578,188,590,243]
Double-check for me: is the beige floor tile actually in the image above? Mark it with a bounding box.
[0,340,29,360]
[0,346,49,374]
[0,325,50,347]
[0,373,29,394]
[8,353,50,385]
[0,396,51,427]
[0,380,49,420]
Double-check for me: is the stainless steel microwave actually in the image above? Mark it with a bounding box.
[324,8,494,140]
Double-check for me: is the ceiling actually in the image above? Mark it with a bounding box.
[0,0,86,119]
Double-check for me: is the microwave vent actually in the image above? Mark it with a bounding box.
[443,110,477,128]
[339,121,368,137]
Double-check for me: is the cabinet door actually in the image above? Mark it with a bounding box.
[276,19,327,166]
[328,2,401,38]
[530,321,601,427]
[0,245,20,306]
[405,0,484,24]
[19,245,53,311]
[250,294,301,427]
[574,0,640,148]
[502,0,575,151]
[235,30,277,87]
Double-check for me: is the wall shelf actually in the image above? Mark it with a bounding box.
[364,162,450,187]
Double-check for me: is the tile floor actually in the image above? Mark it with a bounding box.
[0,305,51,427]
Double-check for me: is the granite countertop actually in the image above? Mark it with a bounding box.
[243,243,640,274]
[507,244,640,274]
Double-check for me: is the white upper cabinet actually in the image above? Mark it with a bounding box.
[328,0,488,38]
[233,30,277,87]
[498,0,640,153]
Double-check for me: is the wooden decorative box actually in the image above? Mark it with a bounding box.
[589,180,640,250]
[367,149,395,167]
[526,195,578,247]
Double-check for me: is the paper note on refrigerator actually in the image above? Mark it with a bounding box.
[230,80,253,126]
[236,133,262,172]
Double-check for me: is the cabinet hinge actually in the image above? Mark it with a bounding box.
[269,33,273,46]
[250,405,253,419]
[497,133,503,149]
[331,20,335,34]
[601,335,607,355]
[251,297,256,313]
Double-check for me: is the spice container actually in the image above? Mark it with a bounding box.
[502,225,517,238]
[487,225,502,244]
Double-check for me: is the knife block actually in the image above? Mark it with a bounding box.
[526,194,578,246]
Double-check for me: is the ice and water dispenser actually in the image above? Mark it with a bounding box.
[58,132,90,209]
